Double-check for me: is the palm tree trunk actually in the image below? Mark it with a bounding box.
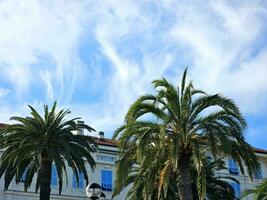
[39,151,52,200]
[178,154,193,200]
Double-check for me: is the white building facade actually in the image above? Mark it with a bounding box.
[207,149,267,200]
[0,131,266,200]
[0,133,127,200]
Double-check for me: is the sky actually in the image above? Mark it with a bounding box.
[0,0,266,148]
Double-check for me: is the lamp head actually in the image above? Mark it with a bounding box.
[86,183,102,198]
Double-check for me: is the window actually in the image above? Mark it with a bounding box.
[97,154,117,163]
[255,165,263,179]
[101,170,112,191]
[230,181,241,198]
[72,173,84,189]
[20,169,27,182]
[51,164,57,186]
[228,158,239,175]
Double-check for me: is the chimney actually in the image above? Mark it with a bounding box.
[99,131,104,139]
[77,120,84,135]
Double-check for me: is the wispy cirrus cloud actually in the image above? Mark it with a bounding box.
[167,0,267,113]
[0,0,266,147]
[0,0,89,101]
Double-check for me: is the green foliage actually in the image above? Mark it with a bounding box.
[0,102,96,195]
[203,158,237,200]
[243,178,267,200]
[113,69,259,200]
[114,156,237,200]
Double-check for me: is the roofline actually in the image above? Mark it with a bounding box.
[96,140,267,154]
[252,147,267,154]
[0,123,8,128]
[96,139,267,155]
[0,123,266,153]
[92,137,118,147]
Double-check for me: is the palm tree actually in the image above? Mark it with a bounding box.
[200,158,237,200]
[113,69,259,200]
[242,178,267,200]
[0,102,96,200]
[113,145,237,200]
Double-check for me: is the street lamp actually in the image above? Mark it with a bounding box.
[99,192,106,200]
[86,183,106,200]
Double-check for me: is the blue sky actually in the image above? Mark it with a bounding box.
[0,0,266,148]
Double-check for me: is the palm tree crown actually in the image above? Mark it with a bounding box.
[0,102,96,200]
[113,69,260,200]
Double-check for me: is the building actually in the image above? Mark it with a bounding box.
[0,123,266,200]
[0,127,126,200]
[207,148,267,200]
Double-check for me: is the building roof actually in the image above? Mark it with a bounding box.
[252,147,267,154]
[93,137,118,147]
[95,138,267,154]
[0,123,266,153]
[0,123,8,128]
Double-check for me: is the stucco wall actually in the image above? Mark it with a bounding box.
[0,144,266,200]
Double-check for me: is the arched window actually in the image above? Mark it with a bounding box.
[228,158,239,175]
[101,170,112,191]
[51,164,57,186]
[230,181,241,198]
[72,173,84,189]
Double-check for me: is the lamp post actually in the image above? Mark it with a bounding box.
[99,192,106,200]
[86,183,106,200]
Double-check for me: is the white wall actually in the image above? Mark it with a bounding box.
[0,145,266,200]
[0,143,126,200]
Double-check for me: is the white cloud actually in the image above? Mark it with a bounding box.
[40,70,54,101]
[0,88,9,98]
[87,0,267,133]
[0,0,88,100]
[0,0,266,139]
[168,0,267,114]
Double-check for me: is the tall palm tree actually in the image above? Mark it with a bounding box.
[113,143,236,200]
[0,102,96,200]
[113,69,259,200]
[242,178,267,200]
